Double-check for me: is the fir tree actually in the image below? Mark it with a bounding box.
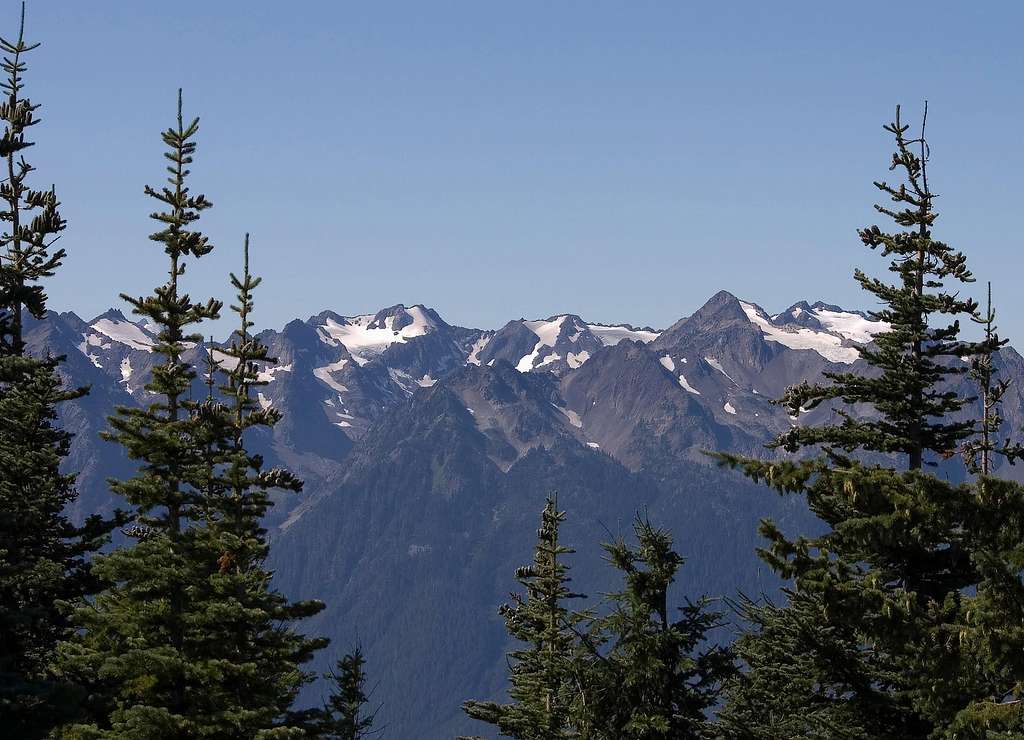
[715,105,1012,737]
[56,91,225,737]
[463,495,586,740]
[318,648,379,740]
[960,283,1023,475]
[772,102,982,471]
[573,517,733,740]
[0,5,111,735]
[58,100,328,737]
[187,235,328,735]
[941,288,1024,735]
[716,589,894,739]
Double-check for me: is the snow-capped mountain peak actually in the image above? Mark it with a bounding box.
[739,298,888,364]
[87,310,156,353]
[316,304,441,365]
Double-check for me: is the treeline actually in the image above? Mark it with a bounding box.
[0,8,372,739]
[3,6,1024,739]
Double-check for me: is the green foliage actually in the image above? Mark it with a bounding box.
[465,502,731,739]
[714,105,1024,739]
[318,648,379,740]
[574,517,733,740]
[0,3,65,355]
[463,495,587,739]
[57,98,325,738]
[717,589,889,739]
[0,6,113,735]
[960,283,1024,475]
[772,104,983,471]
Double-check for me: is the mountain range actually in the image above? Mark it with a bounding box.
[27,289,1024,738]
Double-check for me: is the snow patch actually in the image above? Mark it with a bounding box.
[119,357,132,385]
[313,359,350,394]
[257,363,293,383]
[567,351,590,369]
[91,318,154,352]
[739,300,883,364]
[659,355,675,372]
[536,352,561,368]
[587,442,601,449]
[466,335,490,366]
[704,356,737,385]
[724,402,737,415]
[517,316,567,371]
[588,324,660,346]
[417,374,437,387]
[318,307,435,363]
[678,375,700,395]
[812,307,889,344]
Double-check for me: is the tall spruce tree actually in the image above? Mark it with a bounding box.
[0,5,111,735]
[463,495,586,740]
[56,92,225,737]
[714,105,1014,738]
[572,517,733,740]
[57,99,329,738]
[187,236,328,735]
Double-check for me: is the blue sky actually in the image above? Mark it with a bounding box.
[20,1,1024,337]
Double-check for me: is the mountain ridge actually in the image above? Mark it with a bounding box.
[31,288,1023,736]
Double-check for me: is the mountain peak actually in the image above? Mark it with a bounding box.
[89,307,129,324]
[368,304,444,333]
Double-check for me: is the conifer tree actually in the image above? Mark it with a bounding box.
[318,648,379,740]
[463,495,586,740]
[714,105,1016,737]
[960,283,1023,474]
[58,100,329,737]
[572,517,733,739]
[56,92,225,736]
[941,286,1024,735]
[186,236,328,735]
[0,5,111,735]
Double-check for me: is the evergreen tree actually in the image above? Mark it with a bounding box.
[960,283,1023,475]
[716,589,894,739]
[318,648,379,740]
[573,517,733,740]
[188,235,328,735]
[56,92,224,737]
[942,288,1024,735]
[714,105,1015,737]
[463,495,586,740]
[0,5,112,735]
[57,99,328,738]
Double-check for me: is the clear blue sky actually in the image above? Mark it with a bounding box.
[20,1,1024,337]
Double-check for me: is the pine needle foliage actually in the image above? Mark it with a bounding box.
[185,236,328,735]
[0,5,113,735]
[772,103,985,471]
[573,517,733,740]
[318,648,379,740]
[463,495,587,739]
[960,283,1024,475]
[56,92,228,737]
[714,106,1024,738]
